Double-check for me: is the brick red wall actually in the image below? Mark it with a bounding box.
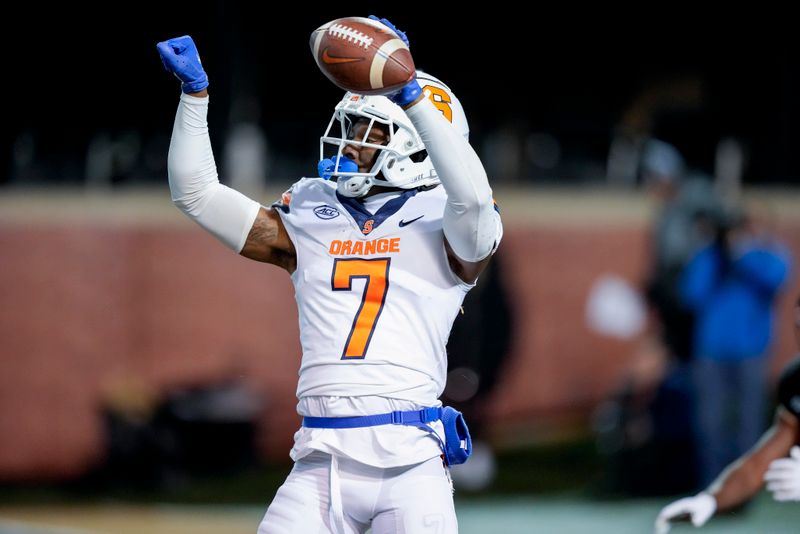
[1,220,798,479]
[0,225,301,478]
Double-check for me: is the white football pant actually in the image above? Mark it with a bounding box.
[258,451,457,533]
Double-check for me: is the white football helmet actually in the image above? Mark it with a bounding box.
[319,71,469,197]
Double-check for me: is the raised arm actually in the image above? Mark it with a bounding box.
[402,93,499,283]
[157,36,295,271]
[371,17,501,283]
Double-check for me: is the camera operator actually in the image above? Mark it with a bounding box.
[679,202,793,488]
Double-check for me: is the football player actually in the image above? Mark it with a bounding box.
[655,296,800,533]
[157,16,502,534]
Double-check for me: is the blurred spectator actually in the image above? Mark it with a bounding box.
[642,139,722,365]
[593,337,700,497]
[594,139,724,496]
[588,274,699,496]
[681,202,792,487]
[604,139,723,494]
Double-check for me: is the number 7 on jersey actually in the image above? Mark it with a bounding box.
[331,258,391,359]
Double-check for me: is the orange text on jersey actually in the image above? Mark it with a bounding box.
[329,237,400,256]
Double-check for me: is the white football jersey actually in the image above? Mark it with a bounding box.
[276,178,472,404]
[274,178,501,467]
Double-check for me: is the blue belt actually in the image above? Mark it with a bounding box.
[301,405,472,466]
[302,407,442,429]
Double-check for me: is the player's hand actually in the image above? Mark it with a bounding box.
[654,493,716,533]
[368,15,409,47]
[387,79,422,108]
[156,35,209,94]
[764,445,800,501]
[367,16,420,107]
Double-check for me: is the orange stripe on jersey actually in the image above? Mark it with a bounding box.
[329,238,400,256]
[331,258,391,359]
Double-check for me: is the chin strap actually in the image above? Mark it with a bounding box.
[336,175,374,197]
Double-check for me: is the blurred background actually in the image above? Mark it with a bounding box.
[2,6,800,533]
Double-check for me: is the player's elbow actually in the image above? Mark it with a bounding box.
[171,194,198,217]
[469,177,493,217]
[462,191,487,214]
[466,190,495,222]
[443,204,498,263]
[167,166,220,218]
[447,186,491,216]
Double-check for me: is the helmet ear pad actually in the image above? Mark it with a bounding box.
[372,123,437,189]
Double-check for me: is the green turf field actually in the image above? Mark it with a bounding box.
[3,441,798,533]
[1,493,799,534]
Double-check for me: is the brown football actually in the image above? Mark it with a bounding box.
[310,17,415,95]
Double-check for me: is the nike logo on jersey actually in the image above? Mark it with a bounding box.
[398,215,424,227]
[321,48,364,64]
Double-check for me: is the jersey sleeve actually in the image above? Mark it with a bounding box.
[778,356,800,419]
[270,180,305,254]
[271,184,295,215]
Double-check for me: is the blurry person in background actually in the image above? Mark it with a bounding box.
[633,139,723,493]
[680,202,792,489]
[642,139,721,368]
[586,273,697,497]
[655,296,800,533]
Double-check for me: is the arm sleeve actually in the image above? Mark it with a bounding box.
[168,93,261,252]
[404,97,501,262]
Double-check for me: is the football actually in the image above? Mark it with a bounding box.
[310,17,415,95]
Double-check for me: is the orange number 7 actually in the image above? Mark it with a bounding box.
[332,258,391,359]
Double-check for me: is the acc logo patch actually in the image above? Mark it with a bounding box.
[314,205,340,220]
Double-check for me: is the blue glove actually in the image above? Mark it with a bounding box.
[368,15,409,47]
[318,156,358,179]
[156,35,209,94]
[368,16,420,107]
[388,79,423,107]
